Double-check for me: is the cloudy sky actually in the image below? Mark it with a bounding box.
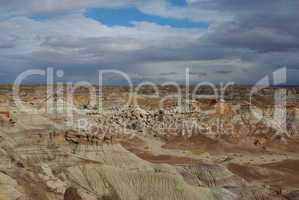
[0,0,298,84]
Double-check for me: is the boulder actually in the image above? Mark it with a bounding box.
[64,187,83,200]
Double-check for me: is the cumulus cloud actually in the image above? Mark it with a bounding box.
[0,0,298,84]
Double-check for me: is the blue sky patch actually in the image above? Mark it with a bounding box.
[84,7,209,28]
[30,15,49,21]
[168,0,187,7]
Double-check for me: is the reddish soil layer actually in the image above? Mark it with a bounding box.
[262,159,299,173]
[161,134,264,154]
[136,152,201,165]
[119,137,201,164]
[228,160,299,189]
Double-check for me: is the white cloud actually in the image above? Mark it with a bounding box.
[0,13,209,82]
[0,0,298,84]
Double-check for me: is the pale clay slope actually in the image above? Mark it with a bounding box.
[0,107,294,200]
[0,127,234,200]
[66,144,233,200]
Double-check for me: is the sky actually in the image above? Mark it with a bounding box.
[0,0,299,85]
